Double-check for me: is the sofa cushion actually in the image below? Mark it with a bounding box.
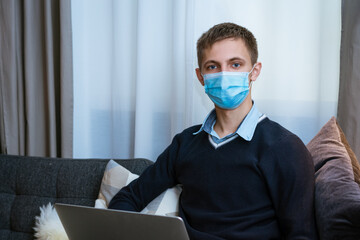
[0,155,152,240]
[306,117,360,239]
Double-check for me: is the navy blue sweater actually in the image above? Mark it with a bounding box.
[109,118,318,239]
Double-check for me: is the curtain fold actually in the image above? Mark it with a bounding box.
[72,0,196,160]
[337,0,360,160]
[0,0,73,157]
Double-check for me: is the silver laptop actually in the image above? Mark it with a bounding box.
[55,203,189,240]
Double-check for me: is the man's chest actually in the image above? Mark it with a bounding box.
[175,139,269,206]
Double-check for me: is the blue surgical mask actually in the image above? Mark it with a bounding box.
[202,65,256,109]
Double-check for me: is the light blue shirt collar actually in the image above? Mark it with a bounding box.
[193,102,263,141]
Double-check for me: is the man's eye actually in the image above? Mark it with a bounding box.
[232,63,240,68]
[207,65,217,70]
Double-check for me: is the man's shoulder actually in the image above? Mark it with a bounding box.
[178,124,202,137]
[255,118,312,167]
[170,124,204,149]
[256,117,305,148]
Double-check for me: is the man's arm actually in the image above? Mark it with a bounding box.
[108,135,180,211]
[259,134,318,240]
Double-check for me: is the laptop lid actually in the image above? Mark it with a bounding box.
[55,203,189,240]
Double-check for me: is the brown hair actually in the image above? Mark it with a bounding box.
[196,22,258,69]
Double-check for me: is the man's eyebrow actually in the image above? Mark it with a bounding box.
[203,60,218,65]
[229,57,245,62]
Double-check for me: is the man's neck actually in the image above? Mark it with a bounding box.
[213,98,253,139]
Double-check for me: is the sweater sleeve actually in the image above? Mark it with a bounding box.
[108,134,180,211]
[259,134,318,240]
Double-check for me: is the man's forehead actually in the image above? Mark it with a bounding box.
[202,38,251,63]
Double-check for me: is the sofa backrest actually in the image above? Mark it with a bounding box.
[0,154,153,240]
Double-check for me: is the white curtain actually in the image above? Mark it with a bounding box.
[72,0,341,161]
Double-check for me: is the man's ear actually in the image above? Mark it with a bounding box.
[249,62,262,82]
[196,68,204,86]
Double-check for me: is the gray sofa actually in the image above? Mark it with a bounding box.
[0,154,153,240]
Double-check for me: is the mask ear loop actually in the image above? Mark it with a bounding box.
[249,63,257,75]
[248,63,257,87]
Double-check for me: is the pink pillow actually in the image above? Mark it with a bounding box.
[307,117,360,239]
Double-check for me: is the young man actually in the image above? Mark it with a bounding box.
[109,23,318,240]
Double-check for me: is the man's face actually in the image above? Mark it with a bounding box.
[196,38,257,86]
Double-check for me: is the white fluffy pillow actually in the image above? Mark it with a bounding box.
[33,203,68,240]
[97,159,182,216]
